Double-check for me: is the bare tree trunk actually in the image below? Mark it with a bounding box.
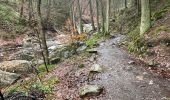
[125,0,127,8]
[28,0,33,23]
[140,0,151,36]
[37,0,50,72]
[69,0,76,34]
[128,0,136,8]
[72,7,77,34]
[95,0,100,33]
[100,0,105,34]
[77,0,83,34]
[89,0,95,31]
[137,0,141,16]
[20,0,24,19]
[46,0,52,22]
[105,0,110,35]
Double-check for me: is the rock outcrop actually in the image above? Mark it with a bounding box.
[0,60,32,74]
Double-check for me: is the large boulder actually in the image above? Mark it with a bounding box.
[9,49,34,61]
[0,60,32,74]
[0,70,20,88]
[49,44,77,59]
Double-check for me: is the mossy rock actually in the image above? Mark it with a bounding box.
[79,85,103,97]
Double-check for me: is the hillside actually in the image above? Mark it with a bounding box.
[0,0,170,100]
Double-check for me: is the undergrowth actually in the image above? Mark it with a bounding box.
[85,32,103,47]
[150,25,170,39]
[151,4,170,21]
[5,76,59,97]
[126,27,148,55]
[0,2,26,39]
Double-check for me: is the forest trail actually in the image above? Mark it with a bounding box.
[46,34,170,100]
[90,34,170,100]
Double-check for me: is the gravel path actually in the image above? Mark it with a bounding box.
[90,34,170,100]
[46,34,170,100]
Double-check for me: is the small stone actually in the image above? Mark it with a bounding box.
[90,64,102,73]
[79,85,103,97]
[89,54,97,62]
[86,48,98,53]
[136,75,144,81]
[63,51,70,58]
[76,46,87,53]
[143,72,148,75]
[149,80,154,85]
[148,60,155,66]
[128,60,135,65]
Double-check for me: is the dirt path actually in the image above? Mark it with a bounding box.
[90,34,170,100]
[48,34,170,100]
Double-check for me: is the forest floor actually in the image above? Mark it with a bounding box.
[0,32,170,100]
[44,34,170,100]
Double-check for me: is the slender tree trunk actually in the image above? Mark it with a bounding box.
[128,0,136,8]
[105,0,110,35]
[28,0,33,23]
[95,0,100,33]
[37,0,50,72]
[46,0,52,22]
[77,0,83,34]
[37,0,42,16]
[20,0,24,19]
[125,0,127,8]
[89,0,95,31]
[69,0,74,26]
[137,0,141,16]
[70,1,78,34]
[140,0,151,36]
[72,7,77,33]
[100,0,105,34]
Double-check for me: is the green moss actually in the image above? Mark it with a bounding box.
[31,76,59,94]
[6,85,19,93]
[38,64,56,74]
[43,76,59,87]
[5,76,59,95]
[85,33,102,47]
